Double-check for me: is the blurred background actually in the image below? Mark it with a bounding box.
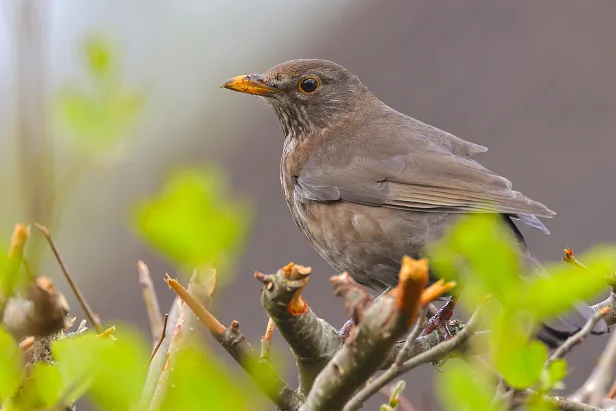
[1,0,615,409]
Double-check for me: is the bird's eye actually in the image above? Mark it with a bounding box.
[298,77,320,94]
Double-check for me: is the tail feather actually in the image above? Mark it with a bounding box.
[538,302,608,348]
[502,214,609,348]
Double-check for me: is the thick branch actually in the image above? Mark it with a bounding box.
[257,264,341,393]
[344,303,484,411]
[300,257,431,411]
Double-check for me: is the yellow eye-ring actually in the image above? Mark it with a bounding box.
[298,76,320,94]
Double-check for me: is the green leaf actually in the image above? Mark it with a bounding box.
[437,360,497,411]
[489,309,548,389]
[526,392,559,411]
[524,246,616,320]
[495,340,547,389]
[83,36,114,80]
[56,88,144,154]
[133,168,250,271]
[0,327,24,401]
[11,364,63,410]
[429,214,521,307]
[157,345,254,411]
[52,327,148,409]
[540,359,567,392]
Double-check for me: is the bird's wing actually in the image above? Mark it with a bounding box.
[294,137,554,232]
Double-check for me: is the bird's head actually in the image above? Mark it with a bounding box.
[222,59,367,137]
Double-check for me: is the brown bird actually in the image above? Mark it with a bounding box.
[222,59,605,345]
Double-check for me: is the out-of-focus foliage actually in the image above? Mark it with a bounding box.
[10,364,63,410]
[54,36,145,157]
[431,214,616,410]
[52,328,148,409]
[0,31,258,411]
[132,168,250,275]
[437,360,496,411]
[0,328,24,402]
[157,344,252,411]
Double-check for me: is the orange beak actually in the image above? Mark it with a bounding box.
[221,74,281,96]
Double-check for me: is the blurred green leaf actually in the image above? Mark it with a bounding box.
[524,246,616,320]
[133,168,250,271]
[0,328,24,401]
[56,88,144,154]
[157,345,253,411]
[83,36,114,79]
[540,359,567,392]
[54,35,144,156]
[494,338,547,389]
[437,360,498,411]
[11,363,63,410]
[429,214,521,307]
[52,328,148,409]
[490,309,548,389]
[526,392,560,411]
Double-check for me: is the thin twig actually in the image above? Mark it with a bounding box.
[147,313,168,367]
[138,261,164,343]
[562,247,592,271]
[165,274,225,334]
[394,308,427,367]
[344,303,484,411]
[547,307,609,365]
[34,223,101,333]
[260,317,276,361]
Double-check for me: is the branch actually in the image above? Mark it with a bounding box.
[147,313,168,366]
[166,268,303,410]
[547,307,610,365]
[564,247,616,327]
[344,301,485,411]
[260,317,276,361]
[148,272,207,411]
[34,223,101,333]
[141,297,181,409]
[138,261,164,343]
[256,263,341,393]
[0,224,30,319]
[300,257,436,411]
[212,320,304,410]
[572,315,616,406]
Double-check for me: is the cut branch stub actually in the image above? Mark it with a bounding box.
[301,256,431,411]
[257,264,341,393]
[331,272,373,326]
[2,276,69,339]
[396,256,429,326]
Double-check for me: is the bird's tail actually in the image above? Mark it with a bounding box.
[525,252,609,348]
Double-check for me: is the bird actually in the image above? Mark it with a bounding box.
[221,59,606,346]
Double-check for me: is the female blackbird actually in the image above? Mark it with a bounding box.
[222,59,605,345]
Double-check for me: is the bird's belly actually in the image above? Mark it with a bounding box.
[289,199,456,291]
